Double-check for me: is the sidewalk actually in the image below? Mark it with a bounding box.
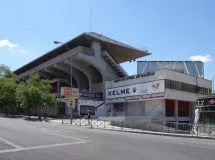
[49,119,215,140]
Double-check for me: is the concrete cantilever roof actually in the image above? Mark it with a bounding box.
[14,32,150,74]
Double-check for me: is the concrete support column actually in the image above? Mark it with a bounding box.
[174,100,178,124]
[90,41,101,57]
[89,82,92,92]
[189,102,193,123]
[124,102,128,116]
[70,66,73,92]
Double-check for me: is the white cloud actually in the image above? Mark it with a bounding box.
[0,39,28,53]
[19,49,27,53]
[0,40,18,48]
[189,55,212,63]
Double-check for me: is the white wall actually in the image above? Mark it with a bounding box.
[165,89,197,102]
[126,101,145,116]
[145,99,165,118]
[105,69,211,90]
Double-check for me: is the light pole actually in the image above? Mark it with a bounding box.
[54,40,73,123]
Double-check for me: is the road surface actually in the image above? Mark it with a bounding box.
[0,117,215,160]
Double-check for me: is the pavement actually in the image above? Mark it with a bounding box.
[1,117,215,160]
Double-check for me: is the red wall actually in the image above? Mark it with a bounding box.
[178,101,189,117]
[165,99,189,117]
[165,99,175,117]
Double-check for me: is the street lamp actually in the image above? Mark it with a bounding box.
[53,40,73,123]
[53,40,70,51]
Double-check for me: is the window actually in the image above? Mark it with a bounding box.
[165,79,210,94]
[165,99,175,117]
[197,87,211,95]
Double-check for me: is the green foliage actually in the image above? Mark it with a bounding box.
[0,65,57,114]
[16,73,57,109]
[0,65,17,109]
[0,64,16,79]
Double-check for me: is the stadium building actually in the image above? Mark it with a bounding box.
[14,32,149,117]
[15,32,212,122]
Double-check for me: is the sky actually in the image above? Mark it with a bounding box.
[0,0,214,81]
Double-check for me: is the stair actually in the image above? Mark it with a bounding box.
[101,50,128,78]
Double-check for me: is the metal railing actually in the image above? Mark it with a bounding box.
[61,118,215,138]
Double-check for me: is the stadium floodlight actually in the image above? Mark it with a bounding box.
[53,40,70,51]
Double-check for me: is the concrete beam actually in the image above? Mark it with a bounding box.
[54,63,89,89]
[53,64,70,75]
[44,68,70,80]
[37,71,50,79]
[64,59,92,91]
[17,46,81,80]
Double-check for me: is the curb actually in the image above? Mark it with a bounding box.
[91,127,215,140]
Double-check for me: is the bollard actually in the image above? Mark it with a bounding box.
[197,126,199,137]
[70,117,72,125]
[163,122,165,133]
[90,119,93,129]
[210,127,212,138]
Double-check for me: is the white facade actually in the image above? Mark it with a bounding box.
[105,69,212,122]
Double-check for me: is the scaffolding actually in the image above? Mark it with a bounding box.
[196,96,215,125]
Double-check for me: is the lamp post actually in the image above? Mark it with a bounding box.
[53,40,70,51]
[54,40,73,123]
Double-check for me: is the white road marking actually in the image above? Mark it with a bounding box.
[0,141,87,154]
[33,129,92,143]
[0,137,22,149]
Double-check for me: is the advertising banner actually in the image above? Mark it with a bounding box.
[68,96,79,108]
[79,92,103,100]
[71,88,79,96]
[60,87,71,98]
[106,80,165,99]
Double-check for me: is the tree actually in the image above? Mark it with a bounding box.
[16,73,57,119]
[0,65,17,116]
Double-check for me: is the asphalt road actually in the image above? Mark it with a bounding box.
[0,117,215,160]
